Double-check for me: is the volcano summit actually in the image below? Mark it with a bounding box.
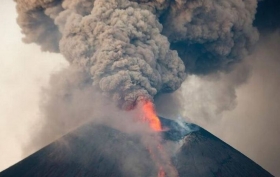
[0,117,272,177]
[9,0,278,176]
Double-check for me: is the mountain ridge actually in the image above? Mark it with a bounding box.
[0,117,273,177]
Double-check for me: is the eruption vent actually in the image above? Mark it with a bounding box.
[139,100,178,177]
[141,100,163,131]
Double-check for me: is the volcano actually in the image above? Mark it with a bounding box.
[0,117,272,177]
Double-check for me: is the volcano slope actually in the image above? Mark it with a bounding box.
[0,117,273,177]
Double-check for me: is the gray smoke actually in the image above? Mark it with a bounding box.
[221,31,280,177]
[155,59,252,122]
[15,0,259,110]
[15,0,62,52]
[162,0,259,74]
[16,0,280,176]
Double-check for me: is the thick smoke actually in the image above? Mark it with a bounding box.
[158,1,280,176]
[15,0,258,110]
[13,0,280,175]
[16,0,260,170]
[15,0,62,52]
[15,0,263,175]
[162,0,259,74]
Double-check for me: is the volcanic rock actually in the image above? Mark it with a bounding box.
[0,117,273,177]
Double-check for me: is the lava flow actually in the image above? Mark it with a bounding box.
[141,101,163,132]
[158,167,166,177]
[140,100,177,177]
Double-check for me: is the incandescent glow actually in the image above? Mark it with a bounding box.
[158,166,166,177]
[139,100,172,177]
[141,101,163,132]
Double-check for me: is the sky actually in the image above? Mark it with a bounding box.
[0,1,68,172]
[0,1,279,176]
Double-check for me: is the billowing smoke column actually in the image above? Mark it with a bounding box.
[15,0,261,176]
[15,0,259,110]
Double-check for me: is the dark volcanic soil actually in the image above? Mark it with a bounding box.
[0,117,273,177]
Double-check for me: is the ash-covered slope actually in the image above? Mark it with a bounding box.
[0,124,158,177]
[0,117,273,177]
[174,128,273,177]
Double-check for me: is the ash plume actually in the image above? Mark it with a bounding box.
[162,0,259,74]
[14,0,264,175]
[13,0,280,175]
[15,0,259,110]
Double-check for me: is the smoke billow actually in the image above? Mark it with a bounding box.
[155,59,252,122]
[15,0,62,52]
[15,0,259,110]
[220,31,280,177]
[159,1,280,176]
[162,0,259,75]
[14,0,268,176]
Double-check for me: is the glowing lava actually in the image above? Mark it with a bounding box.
[142,101,165,177]
[138,100,178,177]
[158,167,166,177]
[141,101,163,131]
